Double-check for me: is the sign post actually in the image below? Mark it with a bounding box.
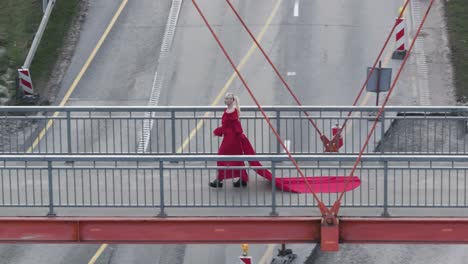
[366,61,392,106]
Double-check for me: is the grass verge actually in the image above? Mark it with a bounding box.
[0,0,78,103]
[0,1,42,98]
[30,0,79,92]
[446,0,468,103]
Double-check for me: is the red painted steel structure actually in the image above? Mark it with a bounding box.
[2,217,468,244]
[0,0,455,252]
[191,0,435,251]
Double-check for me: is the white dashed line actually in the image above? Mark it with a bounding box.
[409,0,431,106]
[293,0,299,17]
[287,72,296,76]
[137,0,183,153]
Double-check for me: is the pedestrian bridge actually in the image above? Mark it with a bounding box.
[1,106,468,250]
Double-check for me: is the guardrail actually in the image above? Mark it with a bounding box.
[0,106,467,155]
[1,154,467,217]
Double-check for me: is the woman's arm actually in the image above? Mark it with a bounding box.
[234,119,243,135]
[213,126,223,137]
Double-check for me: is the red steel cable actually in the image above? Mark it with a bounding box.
[191,0,330,215]
[331,0,435,215]
[225,0,325,140]
[225,0,410,150]
[330,0,410,143]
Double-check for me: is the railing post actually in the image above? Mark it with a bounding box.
[47,161,56,216]
[380,110,385,154]
[380,111,390,216]
[381,160,390,217]
[171,111,176,154]
[158,160,167,217]
[270,161,278,216]
[276,110,281,154]
[66,111,72,155]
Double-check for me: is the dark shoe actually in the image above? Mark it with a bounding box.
[209,179,223,188]
[233,179,248,187]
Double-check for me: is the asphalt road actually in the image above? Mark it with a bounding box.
[2,0,464,263]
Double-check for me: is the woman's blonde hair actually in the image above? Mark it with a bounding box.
[225,92,241,115]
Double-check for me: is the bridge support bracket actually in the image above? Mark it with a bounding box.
[320,217,339,252]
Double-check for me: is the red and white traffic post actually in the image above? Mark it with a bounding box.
[239,244,253,264]
[392,9,407,59]
[17,68,35,96]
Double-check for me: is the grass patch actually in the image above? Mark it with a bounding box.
[0,0,78,102]
[30,0,79,88]
[0,1,42,71]
[446,0,468,103]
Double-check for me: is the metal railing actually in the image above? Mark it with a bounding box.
[1,155,468,216]
[0,106,467,155]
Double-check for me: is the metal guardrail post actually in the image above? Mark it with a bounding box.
[171,111,176,154]
[380,111,390,216]
[66,111,72,155]
[47,161,56,216]
[158,161,167,217]
[42,0,49,13]
[270,161,278,216]
[23,0,56,69]
[276,111,281,154]
[380,110,385,153]
[381,161,390,217]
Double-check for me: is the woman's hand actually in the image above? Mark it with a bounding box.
[213,127,223,137]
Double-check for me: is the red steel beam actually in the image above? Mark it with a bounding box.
[0,217,321,244]
[2,217,468,244]
[340,218,468,244]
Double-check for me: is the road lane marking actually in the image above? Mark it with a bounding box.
[24,1,135,262]
[25,0,129,153]
[293,0,299,17]
[407,0,431,106]
[258,244,276,264]
[137,0,183,153]
[287,72,296,76]
[176,0,283,153]
[88,244,108,264]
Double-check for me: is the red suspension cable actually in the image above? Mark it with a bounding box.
[331,0,435,215]
[225,0,411,151]
[191,0,330,215]
[331,0,411,142]
[225,0,326,140]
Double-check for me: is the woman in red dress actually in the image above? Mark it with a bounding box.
[210,92,249,188]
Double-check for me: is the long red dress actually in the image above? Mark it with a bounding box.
[214,109,249,182]
[213,109,360,193]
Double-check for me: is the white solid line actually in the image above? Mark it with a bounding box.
[258,244,276,264]
[293,0,299,17]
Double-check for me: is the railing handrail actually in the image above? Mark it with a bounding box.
[0,105,467,112]
[1,154,468,162]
